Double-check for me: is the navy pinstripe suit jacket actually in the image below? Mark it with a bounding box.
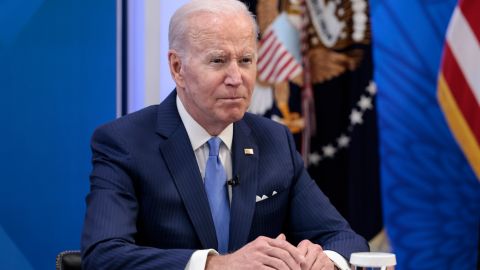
[81,90,368,269]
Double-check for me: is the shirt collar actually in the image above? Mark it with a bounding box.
[176,95,233,151]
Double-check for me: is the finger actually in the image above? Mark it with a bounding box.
[267,238,305,267]
[303,252,317,270]
[310,253,334,270]
[297,239,310,255]
[264,246,302,270]
[249,236,301,269]
[310,257,323,270]
[276,233,286,241]
[298,241,318,270]
[259,253,291,270]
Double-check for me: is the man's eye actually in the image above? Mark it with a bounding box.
[240,57,253,64]
[211,58,225,64]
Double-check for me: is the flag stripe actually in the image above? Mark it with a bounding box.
[265,50,289,82]
[258,30,274,46]
[442,44,480,140]
[438,1,480,180]
[283,64,302,82]
[258,38,279,70]
[272,53,293,80]
[458,0,480,42]
[259,43,286,80]
[438,74,480,179]
[258,41,282,74]
[257,31,275,64]
[275,57,295,81]
[446,6,480,105]
[258,35,278,65]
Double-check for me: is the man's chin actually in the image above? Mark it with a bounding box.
[222,111,246,123]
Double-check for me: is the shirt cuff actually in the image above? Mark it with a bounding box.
[324,250,350,270]
[185,249,219,270]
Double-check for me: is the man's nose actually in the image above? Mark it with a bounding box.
[225,62,242,86]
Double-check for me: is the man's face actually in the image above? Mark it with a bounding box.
[170,13,257,134]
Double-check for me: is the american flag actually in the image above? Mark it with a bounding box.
[438,0,480,180]
[257,13,302,84]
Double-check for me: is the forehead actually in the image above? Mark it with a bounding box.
[186,13,256,53]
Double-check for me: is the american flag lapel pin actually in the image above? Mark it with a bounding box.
[244,148,254,155]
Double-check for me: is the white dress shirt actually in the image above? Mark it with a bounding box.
[176,96,349,270]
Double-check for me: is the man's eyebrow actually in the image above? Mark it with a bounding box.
[204,50,256,58]
[241,48,256,55]
[205,50,227,57]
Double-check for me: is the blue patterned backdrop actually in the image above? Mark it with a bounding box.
[371,0,480,269]
[0,0,115,269]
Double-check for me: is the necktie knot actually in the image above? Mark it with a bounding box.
[208,137,221,157]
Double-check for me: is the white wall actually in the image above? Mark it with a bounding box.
[127,0,189,113]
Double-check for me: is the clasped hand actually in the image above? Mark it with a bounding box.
[206,234,335,270]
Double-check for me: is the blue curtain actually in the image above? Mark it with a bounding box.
[0,0,116,269]
[371,0,480,269]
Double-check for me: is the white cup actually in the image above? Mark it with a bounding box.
[349,252,396,270]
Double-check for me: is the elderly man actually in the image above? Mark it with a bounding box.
[81,0,369,269]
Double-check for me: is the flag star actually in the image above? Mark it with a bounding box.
[308,152,322,166]
[337,134,350,148]
[322,145,336,158]
[350,109,363,125]
[358,95,373,111]
[366,81,377,95]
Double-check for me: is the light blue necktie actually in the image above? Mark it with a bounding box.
[204,137,230,253]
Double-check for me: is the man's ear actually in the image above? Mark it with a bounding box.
[168,50,185,88]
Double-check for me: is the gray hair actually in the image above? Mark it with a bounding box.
[168,0,258,54]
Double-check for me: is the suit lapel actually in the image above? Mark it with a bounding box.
[229,119,258,251]
[156,91,217,250]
